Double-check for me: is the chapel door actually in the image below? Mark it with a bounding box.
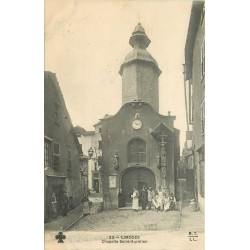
[121,168,156,205]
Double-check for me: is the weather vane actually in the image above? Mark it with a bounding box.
[137,12,141,23]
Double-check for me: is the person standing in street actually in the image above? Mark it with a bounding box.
[157,186,164,211]
[152,188,159,211]
[118,188,125,208]
[82,194,90,215]
[140,186,148,210]
[147,187,153,210]
[51,192,57,219]
[169,193,176,211]
[62,191,69,217]
[164,192,170,212]
[131,188,139,212]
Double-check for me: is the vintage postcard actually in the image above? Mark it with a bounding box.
[44,0,205,249]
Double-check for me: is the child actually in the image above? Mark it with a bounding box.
[164,193,170,212]
[169,193,176,211]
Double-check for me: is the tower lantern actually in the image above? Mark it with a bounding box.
[119,23,162,112]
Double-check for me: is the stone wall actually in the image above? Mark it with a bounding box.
[122,61,159,112]
[101,102,179,209]
[44,72,83,222]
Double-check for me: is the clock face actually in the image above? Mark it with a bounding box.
[132,119,142,129]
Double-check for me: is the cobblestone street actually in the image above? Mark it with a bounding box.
[70,209,180,232]
[45,205,204,250]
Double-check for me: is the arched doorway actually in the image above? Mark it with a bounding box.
[121,167,156,205]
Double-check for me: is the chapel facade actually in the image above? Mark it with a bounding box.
[101,23,180,209]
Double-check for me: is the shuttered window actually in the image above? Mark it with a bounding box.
[128,138,146,163]
[44,140,51,168]
[53,143,60,166]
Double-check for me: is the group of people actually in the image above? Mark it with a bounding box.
[130,186,176,212]
[48,191,69,220]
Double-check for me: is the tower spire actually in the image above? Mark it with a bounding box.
[119,23,162,112]
[129,23,151,49]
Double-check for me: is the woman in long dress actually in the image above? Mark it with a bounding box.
[164,193,170,212]
[157,187,164,211]
[152,191,160,211]
[82,195,90,216]
[131,188,139,212]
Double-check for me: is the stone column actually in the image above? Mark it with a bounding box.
[160,142,168,193]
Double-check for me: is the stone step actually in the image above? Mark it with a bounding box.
[90,201,103,214]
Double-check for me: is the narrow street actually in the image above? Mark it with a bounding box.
[44,205,204,250]
[45,206,204,250]
[70,209,180,232]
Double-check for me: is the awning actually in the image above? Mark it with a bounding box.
[44,166,66,177]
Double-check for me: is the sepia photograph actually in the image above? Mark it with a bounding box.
[44,0,205,249]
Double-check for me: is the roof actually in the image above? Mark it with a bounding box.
[44,167,66,178]
[119,48,162,76]
[74,125,87,136]
[151,123,174,141]
[119,23,162,76]
[129,23,151,48]
[100,101,176,122]
[184,1,204,80]
[133,22,145,33]
[44,71,83,155]
[94,114,113,126]
[79,154,89,160]
[81,131,95,136]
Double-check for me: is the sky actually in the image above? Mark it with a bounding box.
[45,0,193,150]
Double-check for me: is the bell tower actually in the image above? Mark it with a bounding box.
[119,23,162,112]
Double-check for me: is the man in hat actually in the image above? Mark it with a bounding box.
[140,186,148,210]
[118,188,125,208]
[147,187,153,210]
[61,191,69,217]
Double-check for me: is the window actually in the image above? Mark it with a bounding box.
[98,140,102,150]
[44,139,51,168]
[99,127,102,134]
[68,150,72,170]
[94,173,99,178]
[200,100,205,134]
[97,156,102,166]
[128,138,146,163]
[53,143,60,167]
[188,79,193,125]
[200,162,205,197]
[191,100,194,124]
[201,41,205,79]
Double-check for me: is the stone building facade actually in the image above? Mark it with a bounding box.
[183,1,205,211]
[75,125,102,193]
[44,72,87,222]
[101,23,180,209]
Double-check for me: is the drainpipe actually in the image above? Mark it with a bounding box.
[183,64,189,132]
